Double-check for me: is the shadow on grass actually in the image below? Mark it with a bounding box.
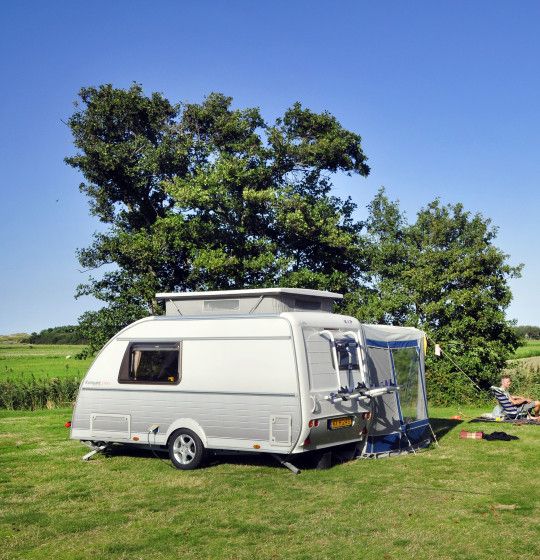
[91,419,463,471]
[429,417,463,440]
[92,421,460,471]
[100,442,358,472]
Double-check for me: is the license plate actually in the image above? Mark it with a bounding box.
[328,417,353,430]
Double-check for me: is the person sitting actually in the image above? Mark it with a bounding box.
[499,375,540,417]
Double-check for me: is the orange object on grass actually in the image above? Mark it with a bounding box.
[460,430,483,439]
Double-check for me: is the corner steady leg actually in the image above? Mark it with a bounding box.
[271,454,301,475]
[82,444,108,461]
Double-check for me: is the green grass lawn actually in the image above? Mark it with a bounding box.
[510,339,540,359]
[0,407,538,560]
[0,344,91,381]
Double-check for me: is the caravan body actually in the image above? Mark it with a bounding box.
[71,289,386,468]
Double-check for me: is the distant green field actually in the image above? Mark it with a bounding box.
[510,340,540,360]
[0,344,91,381]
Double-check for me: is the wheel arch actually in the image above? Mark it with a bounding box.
[165,419,208,447]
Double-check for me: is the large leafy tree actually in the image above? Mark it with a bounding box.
[67,85,520,401]
[66,84,370,351]
[351,189,522,402]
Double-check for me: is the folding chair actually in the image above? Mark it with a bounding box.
[490,387,532,420]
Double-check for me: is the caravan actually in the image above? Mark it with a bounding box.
[70,288,432,469]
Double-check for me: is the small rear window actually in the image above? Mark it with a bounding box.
[119,342,180,384]
[335,339,360,371]
[203,299,240,311]
[294,299,321,311]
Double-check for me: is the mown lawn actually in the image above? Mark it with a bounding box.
[0,407,538,560]
[0,345,91,381]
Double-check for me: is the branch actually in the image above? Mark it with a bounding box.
[77,261,112,274]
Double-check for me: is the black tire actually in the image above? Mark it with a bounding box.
[168,428,206,470]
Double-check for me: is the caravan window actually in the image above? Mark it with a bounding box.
[294,299,321,311]
[203,299,239,311]
[335,339,360,371]
[119,342,181,384]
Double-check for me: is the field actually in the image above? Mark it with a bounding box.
[0,344,91,382]
[1,407,539,560]
[0,344,539,558]
[510,339,540,360]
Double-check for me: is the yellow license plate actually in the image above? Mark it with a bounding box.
[329,417,353,430]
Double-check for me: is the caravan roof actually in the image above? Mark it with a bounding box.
[156,287,342,300]
[156,288,343,316]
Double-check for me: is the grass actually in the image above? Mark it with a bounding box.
[510,340,540,360]
[0,344,91,382]
[0,406,538,560]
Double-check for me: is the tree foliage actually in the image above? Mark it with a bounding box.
[28,325,86,345]
[67,85,521,403]
[349,189,522,401]
[513,325,540,340]
[66,84,370,351]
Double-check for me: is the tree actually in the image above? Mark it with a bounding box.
[350,189,522,403]
[67,84,370,352]
[28,326,86,345]
[68,85,521,401]
[513,325,540,340]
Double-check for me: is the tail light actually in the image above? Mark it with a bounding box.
[308,419,320,428]
[361,412,372,420]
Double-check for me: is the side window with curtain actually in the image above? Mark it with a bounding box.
[119,342,181,384]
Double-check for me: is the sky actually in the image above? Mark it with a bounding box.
[0,1,539,333]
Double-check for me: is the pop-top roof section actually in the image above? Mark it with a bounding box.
[156,288,343,316]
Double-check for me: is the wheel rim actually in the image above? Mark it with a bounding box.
[173,434,197,465]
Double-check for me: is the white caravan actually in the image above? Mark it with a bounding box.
[70,288,396,470]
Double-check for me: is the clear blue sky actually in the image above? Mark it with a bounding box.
[1,1,539,333]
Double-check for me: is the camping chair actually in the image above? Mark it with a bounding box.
[490,387,532,420]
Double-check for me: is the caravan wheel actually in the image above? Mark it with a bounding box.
[168,429,206,470]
